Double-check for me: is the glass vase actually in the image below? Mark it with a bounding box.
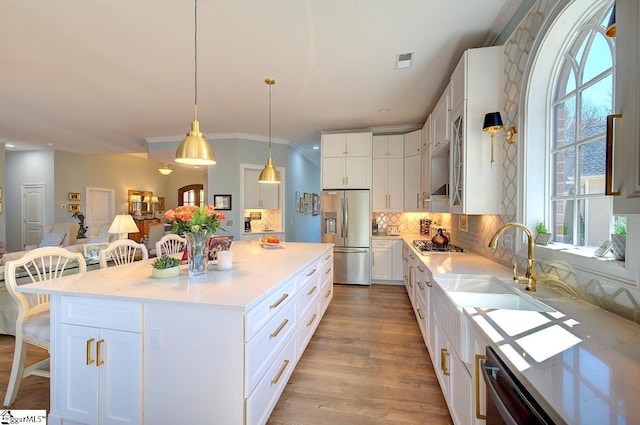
[184,230,211,276]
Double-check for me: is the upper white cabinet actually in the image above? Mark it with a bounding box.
[431,84,450,158]
[372,135,404,158]
[373,157,403,211]
[322,132,372,189]
[448,46,504,215]
[403,129,423,212]
[612,0,640,214]
[244,168,279,210]
[420,118,431,212]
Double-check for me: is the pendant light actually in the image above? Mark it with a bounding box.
[158,163,173,175]
[175,0,216,165]
[258,78,281,184]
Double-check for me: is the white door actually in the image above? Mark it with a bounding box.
[22,184,46,248]
[86,187,115,236]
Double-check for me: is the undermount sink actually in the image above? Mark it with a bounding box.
[434,274,515,294]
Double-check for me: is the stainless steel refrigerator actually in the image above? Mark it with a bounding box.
[321,189,371,285]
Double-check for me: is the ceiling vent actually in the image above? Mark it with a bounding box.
[396,52,413,69]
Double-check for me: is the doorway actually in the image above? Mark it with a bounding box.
[178,184,204,207]
[85,187,115,236]
[22,184,46,249]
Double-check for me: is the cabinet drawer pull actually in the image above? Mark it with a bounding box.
[306,268,317,277]
[324,254,332,261]
[96,339,105,367]
[271,359,290,385]
[475,354,487,420]
[417,307,424,320]
[325,289,331,298]
[416,281,424,290]
[86,338,95,365]
[269,293,289,309]
[306,313,318,327]
[269,319,289,339]
[417,265,424,273]
[410,254,415,260]
[440,348,449,376]
[324,268,332,275]
[307,285,318,296]
[605,113,622,196]
[426,280,433,288]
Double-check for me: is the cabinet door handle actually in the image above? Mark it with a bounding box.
[324,267,332,275]
[86,338,95,365]
[440,348,449,376]
[306,313,318,327]
[417,280,424,290]
[325,289,332,298]
[426,280,433,288]
[307,285,318,296]
[96,339,105,367]
[417,265,425,273]
[306,268,317,277]
[417,307,424,320]
[269,293,289,310]
[475,354,487,420]
[271,359,290,385]
[605,114,622,196]
[269,318,289,339]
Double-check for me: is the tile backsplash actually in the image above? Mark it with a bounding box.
[244,209,281,231]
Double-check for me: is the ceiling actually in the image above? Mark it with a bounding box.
[0,0,522,166]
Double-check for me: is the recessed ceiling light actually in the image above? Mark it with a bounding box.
[379,109,389,113]
[312,146,319,150]
[396,52,413,69]
[6,144,15,148]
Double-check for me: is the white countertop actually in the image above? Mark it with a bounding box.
[17,241,333,311]
[401,235,640,424]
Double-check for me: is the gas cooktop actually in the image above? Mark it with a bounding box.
[413,240,464,253]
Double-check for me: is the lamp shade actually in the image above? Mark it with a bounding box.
[108,214,139,239]
[258,157,281,183]
[483,112,504,132]
[158,163,173,175]
[175,119,216,165]
[605,4,616,38]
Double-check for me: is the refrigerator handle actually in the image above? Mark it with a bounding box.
[340,197,344,238]
[344,197,349,238]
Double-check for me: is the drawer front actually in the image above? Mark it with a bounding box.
[297,272,321,320]
[320,271,333,316]
[297,299,320,356]
[372,239,393,248]
[60,296,142,332]
[297,260,320,291]
[319,250,333,271]
[246,296,297,396]
[246,277,297,340]
[246,333,297,425]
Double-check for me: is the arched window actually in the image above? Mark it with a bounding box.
[549,5,615,246]
[178,184,204,207]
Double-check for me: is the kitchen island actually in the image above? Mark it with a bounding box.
[18,241,334,425]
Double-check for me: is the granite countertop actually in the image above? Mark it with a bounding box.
[17,241,333,311]
[401,235,640,424]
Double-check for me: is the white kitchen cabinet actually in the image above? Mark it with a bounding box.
[403,129,423,156]
[372,157,403,211]
[372,239,403,282]
[372,135,404,158]
[403,129,423,212]
[612,0,640,214]
[244,168,280,210]
[55,298,142,425]
[430,85,451,213]
[431,85,450,158]
[420,117,431,212]
[448,46,503,215]
[321,132,372,189]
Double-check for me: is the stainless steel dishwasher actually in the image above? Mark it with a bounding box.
[482,346,558,425]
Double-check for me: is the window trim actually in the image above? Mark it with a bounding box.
[521,0,639,288]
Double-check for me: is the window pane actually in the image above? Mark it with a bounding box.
[557,62,576,96]
[552,199,574,244]
[579,75,612,139]
[553,147,575,196]
[583,34,612,83]
[578,138,606,195]
[554,97,576,148]
[581,197,612,247]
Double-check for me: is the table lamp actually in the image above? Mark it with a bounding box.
[108,214,139,240]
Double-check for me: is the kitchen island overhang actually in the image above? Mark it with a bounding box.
[18,241,335,425]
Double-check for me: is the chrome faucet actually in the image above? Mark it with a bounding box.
[488,222,537,292]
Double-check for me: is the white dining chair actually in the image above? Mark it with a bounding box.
[155,234,186,257]
[3,246,87,406]
[100,239,149,269]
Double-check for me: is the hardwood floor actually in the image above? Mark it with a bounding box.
[0,284,452,424]
[268,284,453,425]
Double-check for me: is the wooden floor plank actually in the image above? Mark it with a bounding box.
[0,284,452,424]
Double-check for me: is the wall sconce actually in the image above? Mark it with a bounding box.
[483,111,517,165]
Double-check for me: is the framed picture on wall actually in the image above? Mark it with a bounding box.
[69,192,81,201]
[69,204,80,213]
[312,193,319,216]
[213,194,232,211]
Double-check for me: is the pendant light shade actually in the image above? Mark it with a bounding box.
[259,77,281,184]
[158,163,173,175]
[175,0,216,166]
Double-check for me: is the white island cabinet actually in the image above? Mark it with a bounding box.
[19,241,334,425]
